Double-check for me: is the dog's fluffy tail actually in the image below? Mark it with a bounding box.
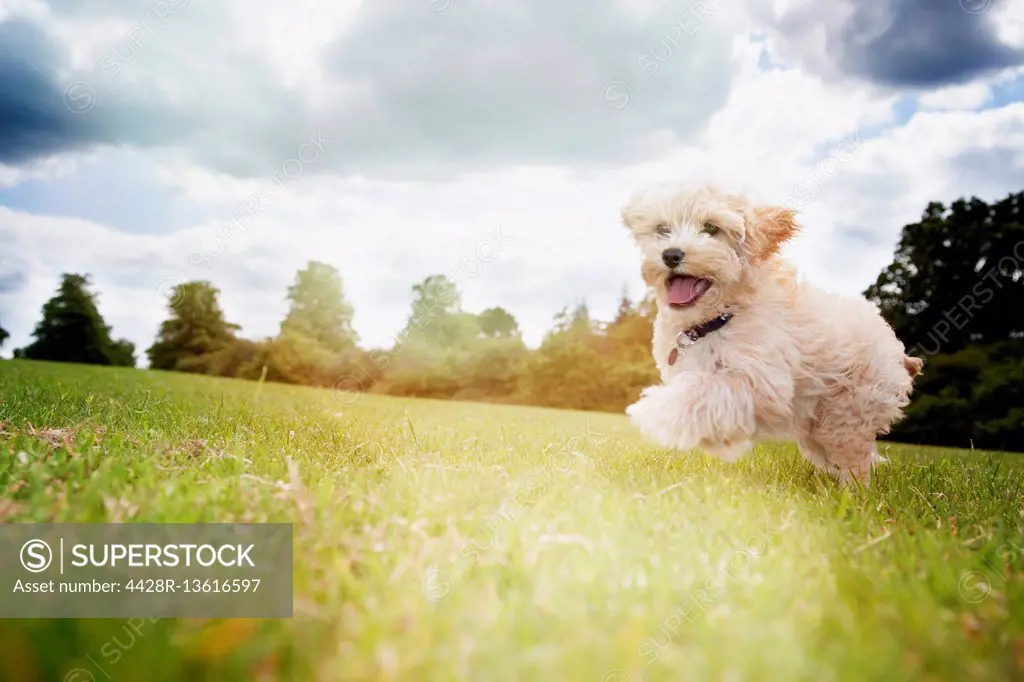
[904,355,924,378]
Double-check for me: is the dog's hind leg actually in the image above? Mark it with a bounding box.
[810,413,881,488]
[837,451,875,488]
[796,434,840,476]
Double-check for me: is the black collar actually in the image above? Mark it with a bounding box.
[668,312,733,365]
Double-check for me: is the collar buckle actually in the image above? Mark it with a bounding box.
[667,312,734,366]
[675,330,697,348]
[675,313,733,348]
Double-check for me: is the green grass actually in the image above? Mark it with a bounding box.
[0,359,1022,682]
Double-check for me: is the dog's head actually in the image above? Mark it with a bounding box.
[621,185,798,316]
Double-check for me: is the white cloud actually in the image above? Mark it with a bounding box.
[992,0,1024,49]
[919,82,993,111]
[0,153,88,188]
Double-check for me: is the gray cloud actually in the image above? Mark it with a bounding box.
[0,9,204,166]
[1,0,739,179]
[0,19,108,164]
[0,267,28,295]
[318,0,738,177]
[770,0,1022,88]
[950,145,1024,189]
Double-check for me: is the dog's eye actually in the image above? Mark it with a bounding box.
[702,222,720,236]
[654,223,672,237]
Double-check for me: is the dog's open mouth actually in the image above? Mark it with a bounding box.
[666,275,712,308]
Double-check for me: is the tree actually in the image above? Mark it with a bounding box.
[179,337,264,379]
[407,275,460,331]
[865,190,1024,451]
[107,338,137,367]
[279,261,358,352]
[607,291,656,351]
[147,281,239,371]
[0,323,8,350]
[477,307,520,338]
[889,340,1024,452]
[552,301,597,338]
[403,275,480,349]
[865,192,1024,356]
[450,335,529,401]
[519,303,608,411]
[613,286,636,324]
[514,292,659,413]
[378,276,528,400]
[15,273,135,367]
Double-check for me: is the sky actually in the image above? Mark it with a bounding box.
[2,0,1024,360]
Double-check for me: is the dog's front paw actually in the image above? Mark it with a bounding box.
[626,383,700,451]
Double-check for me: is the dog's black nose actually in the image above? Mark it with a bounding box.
[661,248,684,268]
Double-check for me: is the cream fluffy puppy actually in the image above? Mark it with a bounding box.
[622,185,923,486]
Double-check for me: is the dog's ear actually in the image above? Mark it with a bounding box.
[620,193,646,233]
[746,205,799,262]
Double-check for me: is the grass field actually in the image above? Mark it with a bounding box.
[0,359,1022,681]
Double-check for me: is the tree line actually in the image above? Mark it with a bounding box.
[3,190,1022,451]
[1,262,659,414]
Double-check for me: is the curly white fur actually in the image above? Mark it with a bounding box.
[622,185,923,486]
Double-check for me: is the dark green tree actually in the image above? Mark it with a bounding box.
[107,338,137,367]
[865,190,1024,451]
[864,192,1024,356]
[0,323,8,350]
[147,281,239,371]
[279,261,358,352]
[15,273,135,366]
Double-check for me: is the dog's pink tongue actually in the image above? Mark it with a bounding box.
[667,276,711,306]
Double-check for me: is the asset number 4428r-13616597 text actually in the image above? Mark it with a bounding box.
[124,578,261,593]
